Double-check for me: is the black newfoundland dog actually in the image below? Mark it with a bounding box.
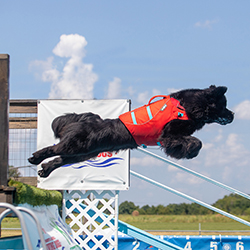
[29,85,234,178]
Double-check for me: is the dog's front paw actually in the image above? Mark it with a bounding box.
[186,139,202,159]
[38,169,46,178]
[38,158,62,178]
[28,150,47,165]
[28,155,43,165]
[38,163,53,178]
[161,136,202,160]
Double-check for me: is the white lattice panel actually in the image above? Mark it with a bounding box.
[63,190,119,250]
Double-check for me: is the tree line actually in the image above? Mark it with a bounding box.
[119,193,250,216]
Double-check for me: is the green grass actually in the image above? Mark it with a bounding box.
[1,217,21,229]
[2,214,250,238]
[2,214,250,230]
[0,218,22,238]
[118,214,250,231]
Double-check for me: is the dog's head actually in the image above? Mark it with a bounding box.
[202,85,234,125]
[171,85,234,125]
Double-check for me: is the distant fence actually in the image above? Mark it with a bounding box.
[9,100,38,177]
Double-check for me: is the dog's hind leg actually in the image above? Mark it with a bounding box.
[38,152,100,178]
[28,145,57,165]
[38,156,66,178]
[28,137,79,165]
[161,135,202,160]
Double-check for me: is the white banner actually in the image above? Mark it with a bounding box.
[37,99,130,190]
[19,204,81,250]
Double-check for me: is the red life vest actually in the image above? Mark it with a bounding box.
[119,95,189,146]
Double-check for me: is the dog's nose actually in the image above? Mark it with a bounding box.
[229,110,234,122]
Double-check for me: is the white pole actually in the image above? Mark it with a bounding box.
[130,170,250,228]
[115,190,120,250]
[137,147,250,200]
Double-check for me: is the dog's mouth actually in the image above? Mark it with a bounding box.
[215,117,232,125]
[214,110,234,125]
[205,110,234,125]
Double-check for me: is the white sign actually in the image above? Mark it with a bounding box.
[37,99,130,190]
[19,204,81,250]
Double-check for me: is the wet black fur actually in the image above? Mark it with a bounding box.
[29,85,234,177]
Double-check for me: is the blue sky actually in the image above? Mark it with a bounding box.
[1,1,250,206]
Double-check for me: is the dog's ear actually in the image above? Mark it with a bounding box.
[210,86,227,97]
[209,85,216,89]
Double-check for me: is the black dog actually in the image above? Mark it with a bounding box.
[29,85,234,178]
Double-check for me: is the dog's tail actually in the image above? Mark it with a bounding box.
[52,113,81,139]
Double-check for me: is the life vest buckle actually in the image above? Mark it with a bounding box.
[160,104,167,111]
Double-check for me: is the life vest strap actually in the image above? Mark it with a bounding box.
[141,141,162,148]
[148,95,169,105]
[131,112,137,124]
[146,106,153,120]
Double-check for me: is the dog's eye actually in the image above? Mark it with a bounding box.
[210,103,216,109]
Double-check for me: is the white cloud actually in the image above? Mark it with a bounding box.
[30,34,98,99]
[173,172,203,185]
[152,88,161,96]
[106,77,122,99]
[234,100,250,120]
[127,86,135,96]
[202,143,214,150]
[194,19,218,30]
[29,56,57,81]
[52,34,87,58]
[203,133,249,168]
[137,91,149,104]
[131,156,164,167]
[136,89,162,104]
[167,88,180,95]
[214,129,223,142]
